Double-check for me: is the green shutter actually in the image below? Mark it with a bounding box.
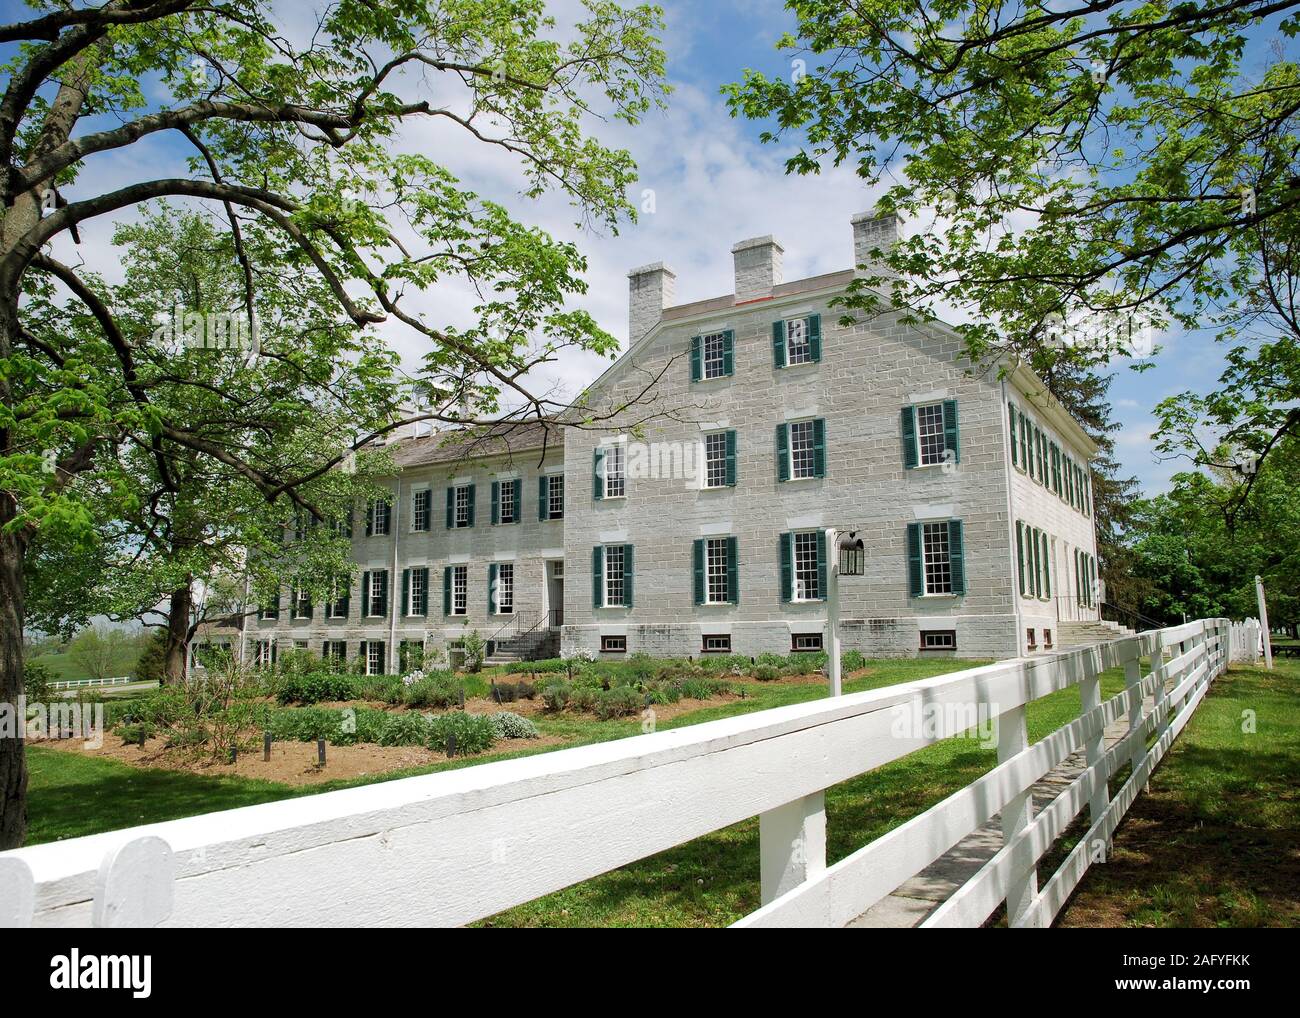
[488,563,498,615]
[813,418,826,477]
[1020,418,1030,470]
[1009,406,1019,468]
[443,567,452,615]
[727,535,739,604]
[592,447,604,500]
[377,570,388,616]
[690,335,702,381]
[816,530,827,600]
[416,568,428,616]
[624,545,634,607]
[722,330,734,376]
[779,532,793,603]
[901,406,918,468]
[724,429,737,486]
[512,478,522,523]
[776,423,790,482]
[1016,522,1026,597]
[466,484,475,526]
[808,314,821,362]
[948,520,965,595]
[906,523,923,597]
[772,320,786,368]
[361,571,371,617]
[445,487,453,528]
[592,546,603,608]
[401,569,410,617]
[1040,532,1051,599]
[538,475,548,520]
[693,539,705,606]
[943,399,959,464]
[1031,529,1041,597]
[364,503,373,537]
[490,480,500,525]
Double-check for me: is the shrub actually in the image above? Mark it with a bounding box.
[116,721,154,745]
[488,680,518,703]
[515,680,536,700]
[842,650,867,673]
[461,630,486,673]
[425,711,496,755]
[678,676,724,700]
[541,682,570,712]
[377,711,428,747]
[753,665,780,681]
[403,673,462,709]
[275,671,358,705]
[23,661,53,702]
[355,674,404,705]
[594,686,643,721]
[489,712,539,739]
[569,685,597,711]
[505,658,567,674]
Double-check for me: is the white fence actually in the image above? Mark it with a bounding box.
[48,675,136,691]
[0,619,1230,928]
[1228,619,1263,664]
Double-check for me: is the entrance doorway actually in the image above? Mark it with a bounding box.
[545,560,564,626]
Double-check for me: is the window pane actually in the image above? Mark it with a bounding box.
[702,331,727,378]
[604,445,625,498]
[604,544,625,606]
[790,420,816,479]
[794,531,820,600]
[549,476,564,518]
[704,432,728,488]
[916,402,946,466]
[706,537,730,603]
[922,522,952,594]
[453,566,467,614]
[785,318,811,364]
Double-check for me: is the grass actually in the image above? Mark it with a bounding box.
[1056,658,1300,928]
[29,647,142,682]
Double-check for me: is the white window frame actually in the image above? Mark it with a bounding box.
[793,530,820,602]
[292,587,311,619]
[367,570,386,617]
[454,485,471,528]
[921,630,957,650]
[498,479,517,524]
[451,564,468,616]
[408,568,427,617]
[370,499,391,536]
[789,419,817,481]
[704,537,730,605]
[921,521,954,596]
[915,401,946,467]
[411,488,430,532]
[366,641,385,676]
[547,475,565,519]
[703,431,729,489]
[791,632,823,652]
[603,443,626,499]
[254,640,273,668]
[604,544,626,607]
[702,331,728,379]
[702,634,732,653]
[496,562,515,615]
[785,317,812,365]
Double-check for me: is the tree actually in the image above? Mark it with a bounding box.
[724,1,1300,507]
[67,624,132,682]
[0,1,669,847]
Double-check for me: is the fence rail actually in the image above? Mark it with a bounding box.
[1,619,1234,928]
[47,675,136,691]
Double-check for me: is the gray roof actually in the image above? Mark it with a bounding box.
[389,418,562,470]
[661,269,856,321]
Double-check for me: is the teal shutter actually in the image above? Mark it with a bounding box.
[488,563,498,615]
[401,569,410,617]
[724,430,737,485]
[943,399,959,464]
[445,487,453,528]
[816,530,827,600]
[538,475,548,520]
[466,484,475,526]
[1016,523,1026,597]
[722,330,734,375]
[812,418,826,477]
[948,520,965,595]
[592,546,603,608]
[1040,532,1050,599]
[361,571,371,617]
[443,567,452,615]
[690,335,702,381]
[772,320,786,368]
[414,568,426,617]
[1009,406,1019,468]
[906,523,923,597]
[490,480,500,525]
[364,503,373,537]
[779,532,793,603]
[808,314,821,362]
[902,406,918,468]
[1020,420,1030,470]
[1031,529,1041,597]
[776,423,789,481]
[512,478,522,522]
[593,447,604,501]
[693,539,705,606]
[624,545,634,607]
[727,535,739,603]
[377,570,388,616]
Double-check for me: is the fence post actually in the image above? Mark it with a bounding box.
[998,702,1038,925]
[92,836,175,928]
[1079,648,1110,830]
[759,792,826,905]
[1123,649,1145,782]
[0,857,34,928]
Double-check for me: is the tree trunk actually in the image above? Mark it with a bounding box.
[163,585,192,685]
[0,494,27,850]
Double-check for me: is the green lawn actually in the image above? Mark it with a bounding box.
[29,647,142,682]
[1056,658,1300,928]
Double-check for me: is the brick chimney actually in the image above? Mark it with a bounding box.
[731,235,783,302]
[627,262,676,345]
[851,208,902,277]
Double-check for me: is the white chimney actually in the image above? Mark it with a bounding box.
[851,209,901,277]
[627,262,676,344]
[731,235,783,302]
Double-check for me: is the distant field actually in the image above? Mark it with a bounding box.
[28,647,142,682]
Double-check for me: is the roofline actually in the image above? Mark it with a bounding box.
[1004,361,1100,459]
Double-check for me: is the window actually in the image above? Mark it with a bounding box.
[398,640,423,673]
[368,499,391,536]
[1044,628,1054,650]
[704,431,734,488]
[326,581,348,620]
[601,635,627,653]
[545,475,565,519]
[332,512,353,539]
[702,331,728,379]
[254,640,274,668]
[785,318,811,365]
[916,402,947,466]
[702,634,732,653]
[920,630,957,651]
[323,640,347,670]
[794,531,821,601]
[407,567,427,617]
[366,641,385,676]
[294,640,308,651]
[412,489,430,532]
[493,563,514,615]
[604,544,626,607]
[454,485,471,527]
[602,443,625,498]
[258,593,279,620]
[292,586,311,620]
[792,632,823,652]
[706,538,730,604]
[790,419,816,480]
[922,522,953,595]
[1026,628,1038,650]
[450,565,467,616]
[364,570,388,617]
[495,478,518,524]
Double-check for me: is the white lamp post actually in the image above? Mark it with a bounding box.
[826,529,865,697]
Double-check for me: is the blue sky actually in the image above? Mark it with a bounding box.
[4,0,1230,496]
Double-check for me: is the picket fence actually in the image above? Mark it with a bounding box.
[0,619,1236,928]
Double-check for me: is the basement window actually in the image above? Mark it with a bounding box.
[600,635,627,653]
[702,634,732,653]
[791,632,823,653]
[920,630,957,651]
[1026,628,1038,651]
[1044,628,1054,650]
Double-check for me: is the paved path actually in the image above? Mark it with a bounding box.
[848,691,1156,928]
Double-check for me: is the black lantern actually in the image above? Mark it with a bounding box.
[837,531,865,576]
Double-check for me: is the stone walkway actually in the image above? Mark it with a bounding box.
[847,691,1157,928]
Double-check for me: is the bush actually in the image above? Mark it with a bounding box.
[116,721,154,745]
[842,650,867,673]
[377,711,428,747]
[504,658,567,674]
[461,630,486,673]
[403,672,462,709]
[569,685,597,711]
[677,676,725,700]
[355,673,404,705]
[425,711,496,755]
[515,680,536,700]
[753,665,780,681]
[489,712,539,739]
[488,680,518,703]
[23,661,53,702]
[541,682,570,712]
[594,686,643,721]
[275,671,358,705]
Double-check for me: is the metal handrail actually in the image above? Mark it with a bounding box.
[1101,600,1166,633]
[486,608,558,652]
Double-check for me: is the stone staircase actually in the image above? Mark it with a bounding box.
[485,626,560,666]
[1056,618,1136,647]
